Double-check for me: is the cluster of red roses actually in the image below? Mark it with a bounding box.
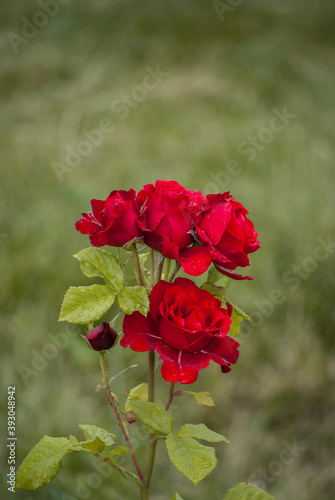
[77,180,260,384]
[76,180,259,280]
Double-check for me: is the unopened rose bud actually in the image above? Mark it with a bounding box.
[86,322,118,351]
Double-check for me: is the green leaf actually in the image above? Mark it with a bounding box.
[16,435,78,491]
[74,247,124,291]
[166,434,217,485]
[78,425,116,447]
[176,423,229,444]
[201,282,225,301]
[125,383,148,412]
[226,299,251,338]
[118,286,149,316]
[223,483,276,499]
[59,285,116,324]
[187,391,215,407]
[128,401,174,436]
[72,437,105,453]
[207,264,232,289]
[172,493,185,500]
[104,445,128,457]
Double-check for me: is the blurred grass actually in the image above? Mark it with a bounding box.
[1,0,335,499]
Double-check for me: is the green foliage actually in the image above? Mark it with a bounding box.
[207,265,232,289]
[59,285,116,324]
[118,286,149,316]
[165,434,218,485]
[77,424,116,447]
[223,483,276,500]
[16,425,117,491]
[181,390,215,407]
[226,300,251,338]
[127,400,174,436]
[176,423,229,444]
[104,445,128,457]
[16,436,78,491]
[201,282,225,301]
[74,247,124,291]
[125,382,148,412]
[172,493,185,500]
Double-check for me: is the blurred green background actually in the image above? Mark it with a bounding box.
[1,0,335,499]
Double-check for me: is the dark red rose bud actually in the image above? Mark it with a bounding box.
[86,322,118,351]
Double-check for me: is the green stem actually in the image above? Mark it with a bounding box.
[155,257,164,285]
[148,350,155,402]
[168,262,181,283]
[143,437,158,493]
[149,248,155,289]
[99,352,144,484]
[132,243,144,287]
[165,382,175,411]
[93,452,139,480]
[162,258,171,281]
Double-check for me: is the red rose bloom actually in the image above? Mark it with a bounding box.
[75,189,143,247]
[86,322,118,351]
[136,180,206,261]
[180,192,260,279]
[120,278,239,384]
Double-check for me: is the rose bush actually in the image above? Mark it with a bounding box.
[121,277,239,384]
[179,192,260,279]
[75,189,143,247]
[136,180,206,261]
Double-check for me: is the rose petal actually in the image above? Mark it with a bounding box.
[179,246,212,276]
[156,345,210,384]
[121,312,161,351]
[214,261,253,280]
[159,316,189,350]
[149,281,171,324]
[204,335,240,366]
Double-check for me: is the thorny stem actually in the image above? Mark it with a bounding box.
[165,382,175,411]
[132,243,144,287]
[99,352,144,485]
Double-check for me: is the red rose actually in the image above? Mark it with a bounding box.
[136,180,206,261]
[180,192,260,279]
[75,189,143,247]
[120,278,239,384]
[86,322,118,351]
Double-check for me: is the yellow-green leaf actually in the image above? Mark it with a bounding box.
[125,383,148,412]
[223,483,276,499]
[166,434,217,485]
[118,286,149,316]
[176,423,229,444]
[59,285,116,324]
[16,436,78,491]
[74,247,124,291]
[128,401,173,436]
